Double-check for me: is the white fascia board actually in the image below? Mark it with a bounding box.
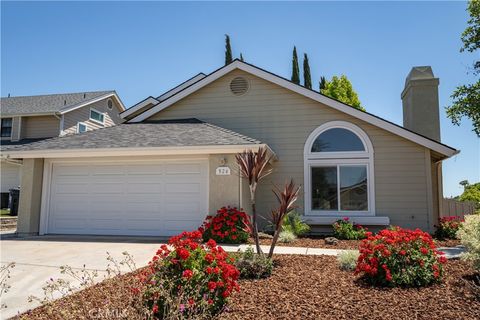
[120,97,159,119]
[59,93,126,114]
[129,60,457,158]
[1,143,273,159]
[157,73,207,101]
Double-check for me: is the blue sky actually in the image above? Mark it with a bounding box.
[1,1,478,197]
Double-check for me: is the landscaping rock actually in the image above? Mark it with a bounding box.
[437,246,466,260]
[325,237,339,245]
[258,232,273,240]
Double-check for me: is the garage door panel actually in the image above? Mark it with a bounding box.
[165,163,202,175]
[47,160,208,236]
[54,165,90,176]
[165,183,201,193]
[91,165,126,175]
[126,183,163,194]
[164,220,203,235]
[127,164,164,175]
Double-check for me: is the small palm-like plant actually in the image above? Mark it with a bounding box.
[269,180,301,258]
[236,147,273,255]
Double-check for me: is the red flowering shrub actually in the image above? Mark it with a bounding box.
[201,207,251,244]
[435,216,464,239]
[140,230,240,319]
[355,227,447,287]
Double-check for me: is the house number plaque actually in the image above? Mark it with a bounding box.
[216,166,231,176]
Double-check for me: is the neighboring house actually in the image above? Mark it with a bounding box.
[0,91,125,207]
[1,60,458,237]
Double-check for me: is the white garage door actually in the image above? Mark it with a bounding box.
[46,160,208,236]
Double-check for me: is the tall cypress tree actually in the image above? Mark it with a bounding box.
[240,53,244,61]
[319,76,327,92]
[225,34,233,65]
[303,53,312,89]
[291,46,300,84]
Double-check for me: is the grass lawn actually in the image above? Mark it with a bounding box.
[16,255,479,320]
[0,208,11,216]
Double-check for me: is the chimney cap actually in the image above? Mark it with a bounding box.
[405,66,436,86]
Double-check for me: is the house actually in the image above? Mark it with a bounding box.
[0,60,458,237]
[0,91,125,208]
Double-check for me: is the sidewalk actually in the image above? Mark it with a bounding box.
[220,244,344,256]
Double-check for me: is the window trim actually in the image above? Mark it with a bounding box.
[1,117,13,139]
[89,108,105,125]
[77,122,88,133]
[304,121,375,217]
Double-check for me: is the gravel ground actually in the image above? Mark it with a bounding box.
[220,255,479,320]
[253,237,461,250]
[18,255,478,320]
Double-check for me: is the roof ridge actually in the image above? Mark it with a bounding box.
[1,90,114,99]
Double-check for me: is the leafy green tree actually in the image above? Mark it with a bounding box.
[291,46,300,84]
[446,0,480,136]
[225,34,233,65]
[320,75,365,111]
[319,76,327,91]
[303,53,312,89]
[458,182,480,206]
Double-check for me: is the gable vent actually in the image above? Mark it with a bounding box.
[229,77,249,96]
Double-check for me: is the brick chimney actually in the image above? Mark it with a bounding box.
[401,66,441,141]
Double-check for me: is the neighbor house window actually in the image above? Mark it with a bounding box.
[89,108,105,124]
[1,118,13,138]
[304,121,375,216]
[77,122,87,133]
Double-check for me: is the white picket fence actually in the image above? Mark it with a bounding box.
[441,198,477,218]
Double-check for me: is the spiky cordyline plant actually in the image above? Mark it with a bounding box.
[268,180,301,258]
[235,147,272,255]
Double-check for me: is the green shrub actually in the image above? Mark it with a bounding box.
[282,211,310,236]
[337,250,360,271]
[355,227,447,287]
[234,247,273,279]
[278,230,296,243]
[457,214,480,272]
[435,216,463,239]
[333,218,367,240]
[201,207,250,244]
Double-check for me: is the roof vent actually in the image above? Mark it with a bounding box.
[83,93,86,98]
[64,100,67,105]
[229,76,249,96]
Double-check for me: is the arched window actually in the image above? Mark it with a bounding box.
[304,121,375,216]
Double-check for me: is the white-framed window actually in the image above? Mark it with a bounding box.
[1,118,13,138]
[89,108,105,125]
[304,121,375,216]
[77,122,87,133]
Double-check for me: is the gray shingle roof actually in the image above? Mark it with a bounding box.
[0,119,262,153]
[0,91,114,116]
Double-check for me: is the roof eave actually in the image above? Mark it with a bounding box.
[1,143,274,159]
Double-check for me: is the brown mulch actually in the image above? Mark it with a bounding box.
[253,237,462,250]
[220,256,480,320]
[18,256,479,320]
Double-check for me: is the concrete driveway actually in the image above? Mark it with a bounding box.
[0,234,165,319]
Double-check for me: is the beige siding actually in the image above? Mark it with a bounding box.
[148,69,432,231]
[0,161,21,193]
[62,97,123,135]
[22,116,60,139]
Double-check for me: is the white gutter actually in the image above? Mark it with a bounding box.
[1,144,277,160]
